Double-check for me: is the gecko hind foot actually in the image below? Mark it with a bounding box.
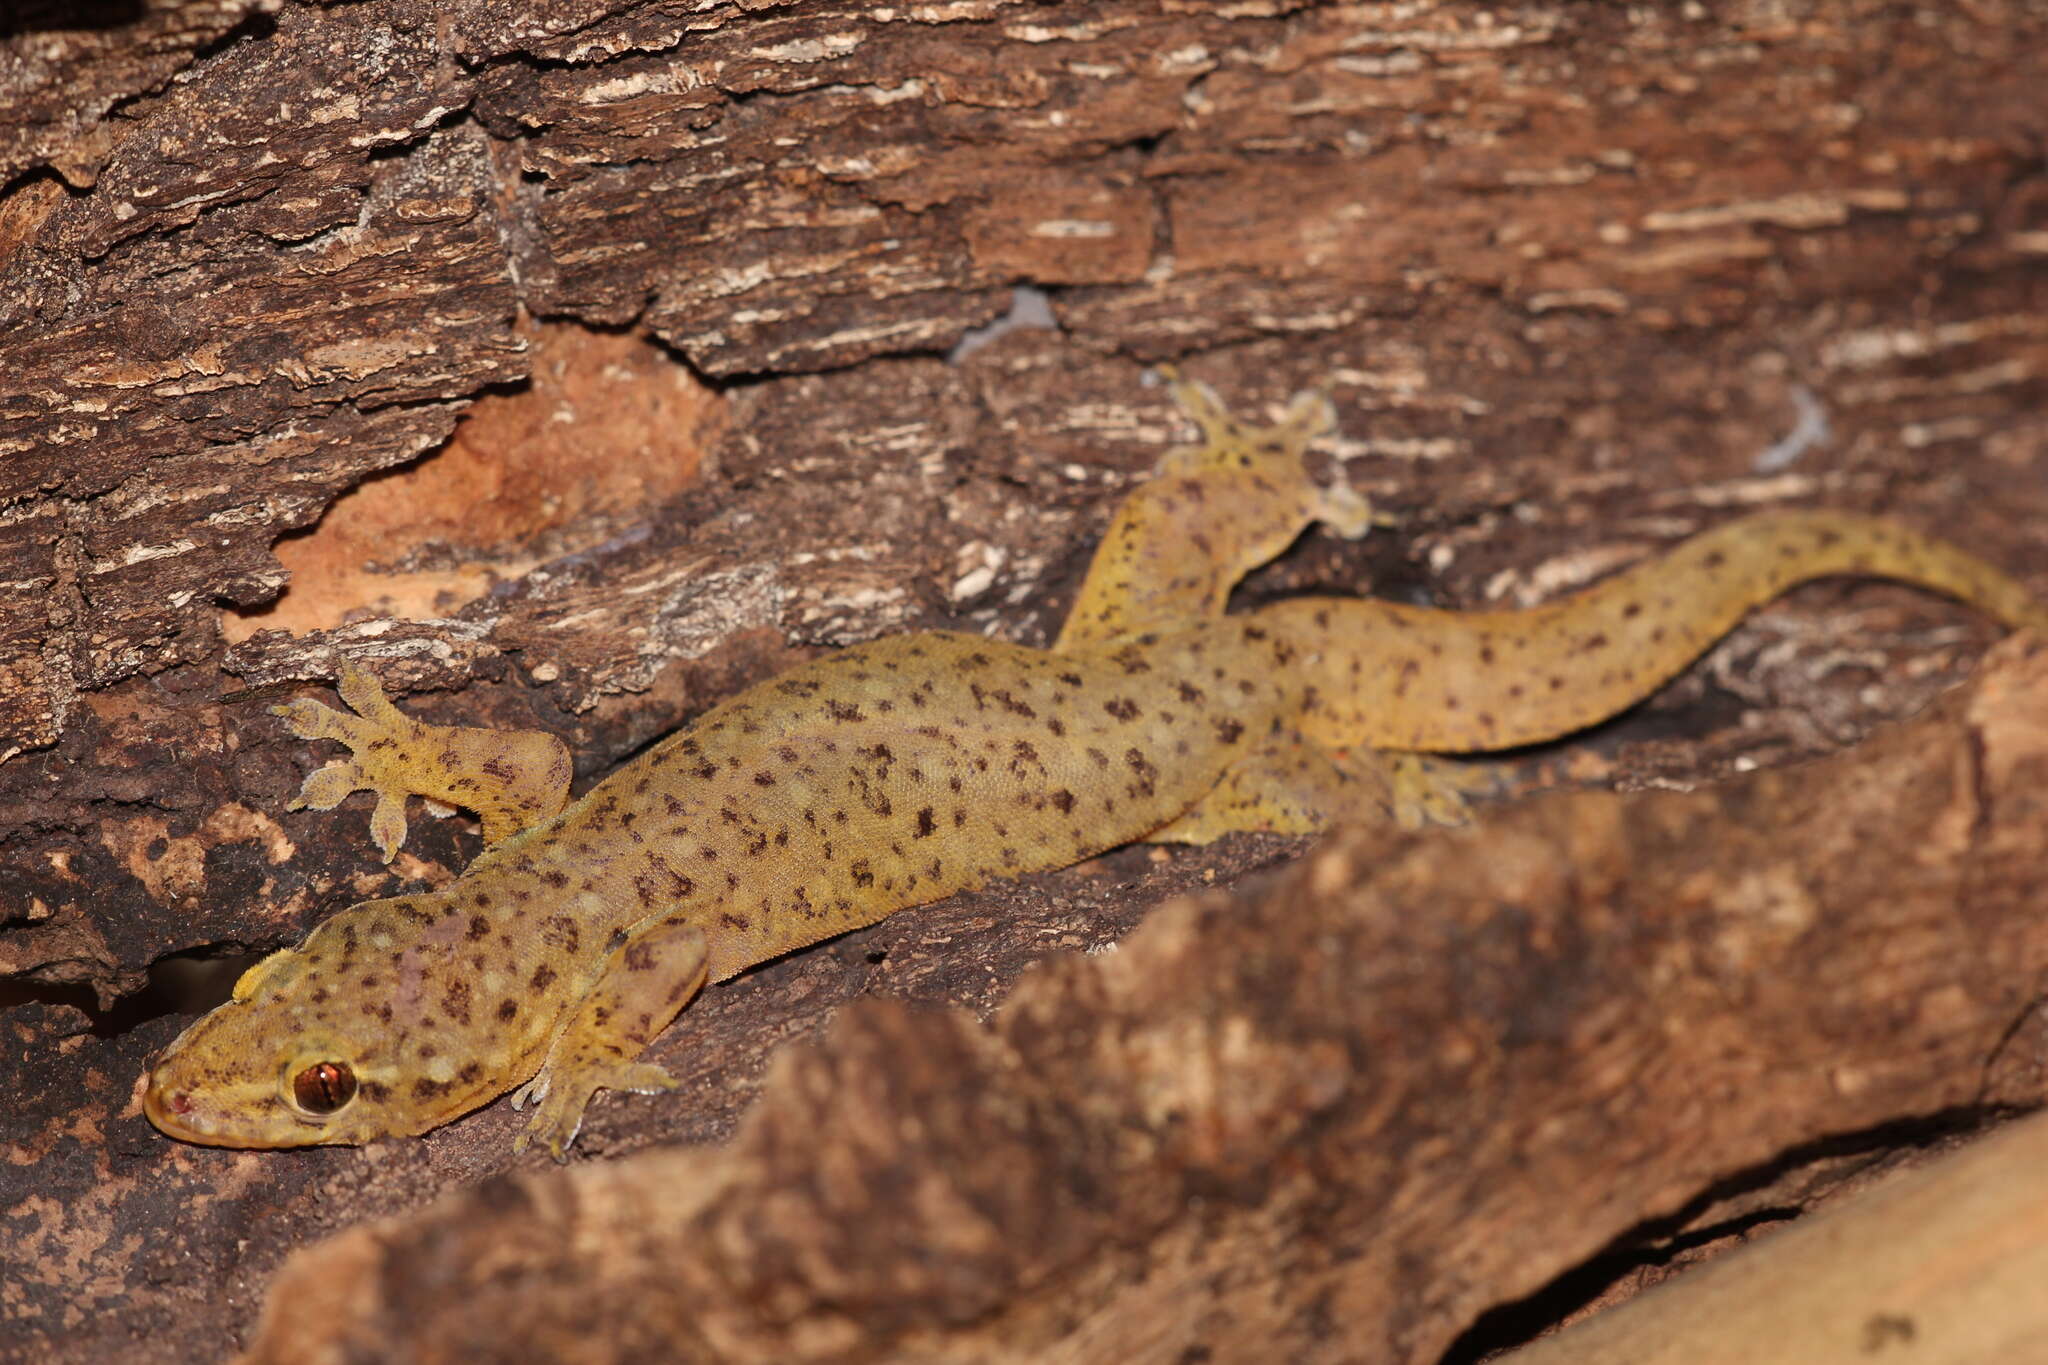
[1378,752,1501,829]
[1156,366,1334,475]
[1156,366,1385,541]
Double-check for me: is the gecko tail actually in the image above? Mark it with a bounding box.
[1261,509,2048,754]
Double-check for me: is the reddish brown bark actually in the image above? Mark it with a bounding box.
[4,1,2048,1359]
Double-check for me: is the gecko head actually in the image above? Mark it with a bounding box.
[142,894,508,1149]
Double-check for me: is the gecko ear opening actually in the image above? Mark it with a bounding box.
[287,1060,358,1116]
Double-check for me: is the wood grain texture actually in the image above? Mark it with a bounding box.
[1499,1109,2048,1365]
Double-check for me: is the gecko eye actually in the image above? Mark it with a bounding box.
[289,1061,358,1115]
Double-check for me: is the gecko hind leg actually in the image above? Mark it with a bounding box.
[510,915,709,1160]
[275,662,573,863]
[1054,372,1386,652]
[1159,370,1382,540]
[1147,737,1360,844]
[1374,751,1501,830]
[1148,740,1498,844]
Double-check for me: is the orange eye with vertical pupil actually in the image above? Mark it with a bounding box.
[291,1061,357,1114]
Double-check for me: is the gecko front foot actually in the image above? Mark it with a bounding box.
[509,915,709,1159]
[510,1061,679,1160]
[274,661,574,861]
[273,663,428,862]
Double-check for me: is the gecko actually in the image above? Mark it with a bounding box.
[142,375,2048,1159]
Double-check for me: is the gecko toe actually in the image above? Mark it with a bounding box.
[272,697,357,744]
[368,793,409,863]
[289,760,365,813]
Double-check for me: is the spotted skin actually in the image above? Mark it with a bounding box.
[1268,509,2048,754]
[142,383,2048,1159]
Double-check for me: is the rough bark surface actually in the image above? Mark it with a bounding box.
[236,637,2048,1364]
[4,0,2048,1360]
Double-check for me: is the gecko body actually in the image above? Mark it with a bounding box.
[143,379,2048,1157]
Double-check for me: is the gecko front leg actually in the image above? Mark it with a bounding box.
[511,911,710,1159]
[275,662,573,862]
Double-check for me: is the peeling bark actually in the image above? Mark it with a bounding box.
[4,0,2048,1359]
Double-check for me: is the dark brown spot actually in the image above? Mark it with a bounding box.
[540,915,580,954]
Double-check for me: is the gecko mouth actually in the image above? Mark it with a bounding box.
[142,1073,292,1148]
[141,1077,213,1143]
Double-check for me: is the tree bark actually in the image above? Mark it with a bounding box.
[3,1,2047,1359]
[1496,1108,2048,1365]
[236,638,2048,1364]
